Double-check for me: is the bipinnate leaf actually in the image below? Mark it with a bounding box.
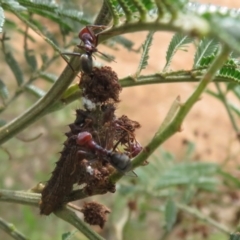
[25,85,45,98]
[165,199,177,232]
[0,79,9,100]
[5,51,24,86]
[194,38,219,68]
[135,31,154,77]
[39,72,58,83]
[24,49,38,71]
[0,7,5,33]
[164,33,193,71]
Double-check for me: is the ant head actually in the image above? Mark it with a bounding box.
[76,132,93,146]
[79,27,97,47]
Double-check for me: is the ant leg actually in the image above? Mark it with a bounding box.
[60,52,82,72]
[86,25,107,32]
[97,50,116,63]
[60,53,74,71]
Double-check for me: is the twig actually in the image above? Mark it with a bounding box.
[215,83,239,132]
[109,45,231,183]
[0,189,105,240]
[176,203,231,234]
[94,1,112,26]
[55,207,105,240]
[0,217,28,240]
[0,189,40,207]
[98,15,210,43]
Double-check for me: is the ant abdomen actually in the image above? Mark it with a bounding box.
[108,152,132,173]
[80,53,93,74]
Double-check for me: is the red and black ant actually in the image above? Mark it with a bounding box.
[76,131,133,174]
[62,25,112,74]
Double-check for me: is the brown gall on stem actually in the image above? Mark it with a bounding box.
[80,66,122,104]
[81,201,111,228]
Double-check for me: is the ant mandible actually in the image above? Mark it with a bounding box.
[62,25,110,74]
[76,131,133,174]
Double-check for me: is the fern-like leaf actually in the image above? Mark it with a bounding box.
[4,0,26,11]
[24,49,38,71]
[194,38,219,68]
[25,85,45,99]
[135,31,154,77]
[5,51,24,86]
[110,36,134,51]
[0,79,9,101]
[0,6,5,33]
[39,72,57,83]
[165,199,177,232]
[218,66,240,84]
[164,33,193,72]
[155,162,219,191]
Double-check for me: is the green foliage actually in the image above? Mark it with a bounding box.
[0,79,9,101]
[135,31,154,77]
[165,198,177,232]
[193,38,219,68]
[0,0,240,240]
[164,33,193,71]
[0,6,4,32]
[4,51,25,86]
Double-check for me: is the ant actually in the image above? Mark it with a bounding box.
[76,131,133,174]
[62,25,112,74]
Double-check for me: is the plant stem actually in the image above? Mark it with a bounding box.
[0,56,79,145]
[0,189,105,240]
[215,83,239,132]
[110,45,231,182]
[55,207,106,240]
[0,189,40,206]
[176,203,231,234]
[0,217,28,240]
[95,1,112,26]
[98,15,210,43]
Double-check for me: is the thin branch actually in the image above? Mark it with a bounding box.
[0,189,40,207]
[98,15,210,43]
[0,189,105,240]
[215,83,239,132]
[109,44,231,183]
[55,207,105,240]
[41,73,232,116]
[0,217,28,240]
[94,1,112,26]
[0,54,79,145]
[10,9,63,57]
[176,203,231,234]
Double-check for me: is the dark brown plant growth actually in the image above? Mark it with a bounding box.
[40,66,142,227]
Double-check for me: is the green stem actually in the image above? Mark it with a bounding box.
[0,189,40,206]
[98,16,209,43]
[110,45,231,182]
[55,207,106,240]
[215,83,239,132]
[0,189,105,240]
[94,1,112,26]
[0,217,28,240]
[176,203,231,234]
[0,58,79,145]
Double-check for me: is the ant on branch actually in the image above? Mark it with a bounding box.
[62,25,113,74]
[76,131,133,174]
